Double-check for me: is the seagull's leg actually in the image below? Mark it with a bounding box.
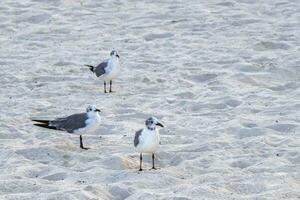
[151,153,157,170]
[80,135,89,150]
[139,153,143,171]
[109,80,113,93]
[104,81,107,93]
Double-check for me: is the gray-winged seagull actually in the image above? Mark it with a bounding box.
[32,105,101,150]
[134,117,164,171]
[85,50,120,93]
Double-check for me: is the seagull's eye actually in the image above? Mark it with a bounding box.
[89,108,92,111]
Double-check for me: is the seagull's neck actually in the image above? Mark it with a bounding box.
[146,126,156,131]
[110,56,119,61]
[87,112,100,119]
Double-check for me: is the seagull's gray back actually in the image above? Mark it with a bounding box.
[94,61,108,77]
[50,113,88,133]
[134,129,143,147]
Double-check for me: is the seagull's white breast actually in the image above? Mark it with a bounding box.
[104,58,120,81]
[136,128,160,153]
[74,113,101,135]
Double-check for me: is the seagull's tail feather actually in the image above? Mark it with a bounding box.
[33,123,58,130]
[31,119,50,124]
[32,119,58,130]
[84,65,95,73]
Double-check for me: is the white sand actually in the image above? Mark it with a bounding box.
[1,0,300,199]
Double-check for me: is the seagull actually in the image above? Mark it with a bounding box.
[32,105,101,150]
[134,117,164,171]
[85,50,120,93]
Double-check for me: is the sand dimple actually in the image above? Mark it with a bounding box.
[25,13,51,24]
[109,185,132,200]
[227,127,264,139]
[144,33,174,41]
[42,172,67,181]
[267,124,296,133]
[254,41,291,51]
[227,182,267,195]
[189,74,218,83]
[0,180,56,194]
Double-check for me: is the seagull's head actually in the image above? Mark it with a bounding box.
[86,105,101,113]
[145,117,164,130]
[110,50,120,58]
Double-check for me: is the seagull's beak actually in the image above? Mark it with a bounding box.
[156,122,164,127]
[116,54,120,58]
[95,109,101,112]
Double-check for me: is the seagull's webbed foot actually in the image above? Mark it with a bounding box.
[80,146,90,150]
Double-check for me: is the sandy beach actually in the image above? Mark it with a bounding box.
[0,0,300,199]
